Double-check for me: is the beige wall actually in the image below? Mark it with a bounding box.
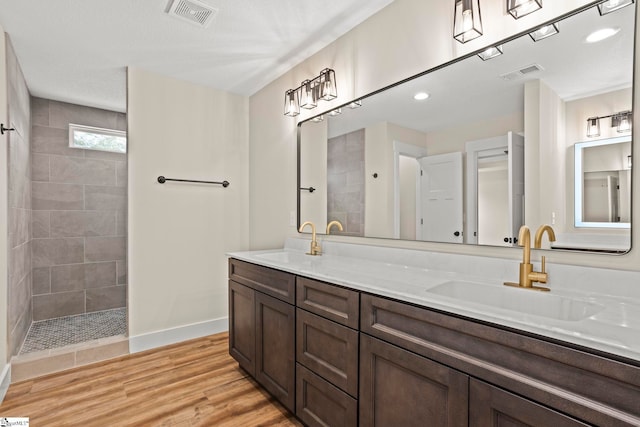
[249,0,640,270]
[127,68,249,343]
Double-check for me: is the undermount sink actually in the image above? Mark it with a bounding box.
[426,281,604,322]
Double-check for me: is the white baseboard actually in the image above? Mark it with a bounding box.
[0,363,11,403]
[129,317,228,353]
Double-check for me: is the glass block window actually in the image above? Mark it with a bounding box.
[69,124,127,154]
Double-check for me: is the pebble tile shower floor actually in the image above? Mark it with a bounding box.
[19,308,127,354]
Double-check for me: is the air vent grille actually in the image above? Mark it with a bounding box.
[166,0,218,28]
[500,64,544,81]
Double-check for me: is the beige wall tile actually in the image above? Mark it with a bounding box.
[32,210,50,238]
[49,156,116,186]
[32,153,50,182]
[49,100,120,130]
[32,182,84,211]
[32,237,84,267]
[32,290,85,321]
[31,97,50,126]
[86,285,126,312]
[85,186,126,211]
[51,262,116,292]
[32,267,51,295]
[32,125,82,157]
[50,211,116,238]
[85,236,126,262]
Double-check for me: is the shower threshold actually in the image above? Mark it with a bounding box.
[20,308,127,355]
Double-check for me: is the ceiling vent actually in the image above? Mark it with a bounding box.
[500,63,545,81]
[166,0,218,28]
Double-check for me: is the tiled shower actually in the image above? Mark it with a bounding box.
[5,36,128,359]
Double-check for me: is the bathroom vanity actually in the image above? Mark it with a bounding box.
[228,241,640,427]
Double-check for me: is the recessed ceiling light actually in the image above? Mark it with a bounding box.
[586,27,620,43]
[414,92,430,101]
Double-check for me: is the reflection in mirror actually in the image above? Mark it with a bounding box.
[574,136,631,228]
[298,2,635,253]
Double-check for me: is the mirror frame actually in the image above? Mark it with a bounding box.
[296,1,635,254]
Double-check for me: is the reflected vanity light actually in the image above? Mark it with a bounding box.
[414,92,430,100]
[629,155,633,169]
[587,117,601,137]
[348,100,362,109]
[598,0,634,15]
[478,45,503,61]
[586,27,620,43]
[453,0,483,43]
[585,110,632,137]
[283,68,337,117]
[529,23,559,41]
[328,108,342,116]
[507,0,542,19]
[311,115,324,123]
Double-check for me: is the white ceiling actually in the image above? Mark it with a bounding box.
[0,0,394,112]
[326,3,635,138]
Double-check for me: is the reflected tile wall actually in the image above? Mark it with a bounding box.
[31,98,128,322]
[327,129,365,237]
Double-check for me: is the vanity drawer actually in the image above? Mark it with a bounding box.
[229,258,295,304]
[296,363,357,427]
[296,276,359,328]
[296,308,359,397]
[361,293,640,427]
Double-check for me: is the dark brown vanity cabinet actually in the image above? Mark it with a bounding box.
[228,259,296,412]
[295,277,360,427]
[359,334,469,427]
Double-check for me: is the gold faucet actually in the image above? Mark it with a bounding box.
[326,220,343,234]
[299,221,321,255]
[504,224,555,292]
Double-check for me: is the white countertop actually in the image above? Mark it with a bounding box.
[228,238,640,363]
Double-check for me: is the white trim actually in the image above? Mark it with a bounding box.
[392,140,427,239]
[129,317,228,353]
[0,363,11,403]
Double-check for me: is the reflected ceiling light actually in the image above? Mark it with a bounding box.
[507,0,542,19]
[628,155,632,169]
[453,0,483,43]
[311,115,324,123]
[329,108,342,116]
[529,23,559,42]
[414,92,430,101]
[283,68,337,117]
[586,27,620,43]
[586,117,601,137]
[598,0,634,15]
[477,45,503,60]
[284,89,300,117]
[348,100,362,109]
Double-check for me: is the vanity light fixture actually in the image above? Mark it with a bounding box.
[587,117,601,137]
[414,92,430,101]
[453,0,483,43]
[284,89,300,117]
[598,0,634,15]
[507,0,542,19]
[477,45,503,60]
[283,68,337,117]
[529,23,559,42]
[585,110,632,137]
[348,100,362,109]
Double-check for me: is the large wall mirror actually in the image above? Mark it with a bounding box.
[298,2,635,253]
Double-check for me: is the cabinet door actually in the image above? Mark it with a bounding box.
[296,364,358,427]
[469,379,589,427]
[255,291,296,412]
[297,308,359,397]
[360,334,468,427]
[228,280,255,375]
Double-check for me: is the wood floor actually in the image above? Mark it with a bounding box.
[0,332,303,426]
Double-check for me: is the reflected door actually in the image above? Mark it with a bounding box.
[418,152,463,243]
